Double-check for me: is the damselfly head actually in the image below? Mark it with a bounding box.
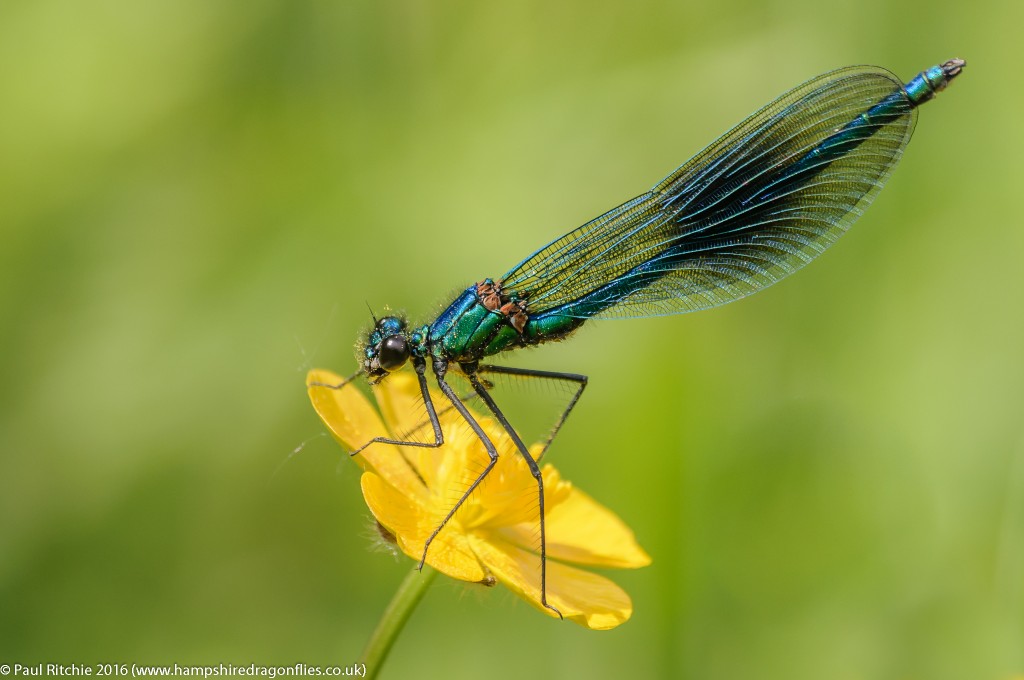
[360,315,411,383]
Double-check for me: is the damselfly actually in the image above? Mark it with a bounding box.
[318,59,965,616]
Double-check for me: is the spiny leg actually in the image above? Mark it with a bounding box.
[419,359,502,570]
[308,368,363,390]
[309,365,485,448]
[477,364,588,462]
[466,366,564,619]
[384,385,485,443]
[311,358,445,455]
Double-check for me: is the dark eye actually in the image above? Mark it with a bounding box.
[377,336,409,370]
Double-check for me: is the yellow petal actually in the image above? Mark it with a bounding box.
[467,533,634,630]
[466,441,546,528]
[361,472,488,583]
[372,371,436,484]
[371,370,474,495]
[545,484,651,568]
[368,371,494,526]
[306,369,385,457]
[499,465,651,569]
[373,370,428,440]
[307,369,426,503]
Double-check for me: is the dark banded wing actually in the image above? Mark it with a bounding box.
[499,66,917,319]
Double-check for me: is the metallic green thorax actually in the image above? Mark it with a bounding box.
[427,279,583,362]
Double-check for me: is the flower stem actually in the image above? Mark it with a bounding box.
[361,566,436,679]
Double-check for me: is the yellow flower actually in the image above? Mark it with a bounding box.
[307,368,650,630]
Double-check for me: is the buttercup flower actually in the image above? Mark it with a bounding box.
[307,368,650,630]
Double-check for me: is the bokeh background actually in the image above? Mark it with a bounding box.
[1,1,1020,678]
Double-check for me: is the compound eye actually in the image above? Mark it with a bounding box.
[377,335,409,371]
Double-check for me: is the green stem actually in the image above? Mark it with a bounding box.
[361,566,437,679]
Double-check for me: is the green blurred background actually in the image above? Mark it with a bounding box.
[1,1,1020,678]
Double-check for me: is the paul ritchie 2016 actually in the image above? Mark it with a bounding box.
[10,666,93,676]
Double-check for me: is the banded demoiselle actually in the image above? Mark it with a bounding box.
[318,58,965,616]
